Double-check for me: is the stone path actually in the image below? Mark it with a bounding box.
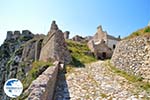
[53,61,150,100]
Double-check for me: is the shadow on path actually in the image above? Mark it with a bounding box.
[70,56,85,68]
[53,69,70,100]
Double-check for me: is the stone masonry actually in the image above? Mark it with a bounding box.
[53,61,150,99]
[64,31,70,40]
[39,21,72,64]
[111,36,150,82]
[25,61,59,100]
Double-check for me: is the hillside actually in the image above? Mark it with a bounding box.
[0,21,98,100]
[66,40,97,67]
[111,26,150,87]
[125,26,150,39]
[1,21,150,99]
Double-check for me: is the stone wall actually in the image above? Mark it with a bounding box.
[111,36,150,81]
[6,30,34,41]
[107,39,118,50]
[64,31,70,40]
[25,61,59,100]
[39,21,72,64]
[93,25,107,43]
[88,40,113,59]
[0,32,35,100]
[21,38,43,62]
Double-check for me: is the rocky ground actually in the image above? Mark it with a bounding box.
[53,61,150,100]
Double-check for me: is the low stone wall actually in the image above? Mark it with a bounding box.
[25,61,59,100]
[111,36,150,82]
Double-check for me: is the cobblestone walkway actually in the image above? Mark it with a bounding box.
[53,61,150,100]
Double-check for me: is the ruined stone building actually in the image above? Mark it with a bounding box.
[72,35,85,42]
[88,25,120,59]
[6,30,34,41]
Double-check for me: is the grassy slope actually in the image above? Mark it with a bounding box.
[19,61,53,100]
[105,60,150,93]
[66,40,97,67]
[22,61,53,90]
[124,26,150,39]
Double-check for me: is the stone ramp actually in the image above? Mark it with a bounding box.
[53,61,149,100]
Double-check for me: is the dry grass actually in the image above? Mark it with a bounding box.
[124,26,150,39]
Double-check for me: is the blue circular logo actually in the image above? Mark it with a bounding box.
[4,78,23,98]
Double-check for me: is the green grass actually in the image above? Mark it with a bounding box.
[6,60,13,75]
[106,60,143,82]
[66,40,97,67]
[18,61,53,100]
[144,26,150,33]
[19,36,33,42]
[17,92,29,100]
[22,61,53,91]
[124,26,150,39]
[100,93,108,98]
[105,60,150,92]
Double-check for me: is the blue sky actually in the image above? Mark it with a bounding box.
[0,0,149,45]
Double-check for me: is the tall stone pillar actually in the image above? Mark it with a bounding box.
[64,31,70,40]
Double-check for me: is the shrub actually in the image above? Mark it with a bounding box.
[144,26,150,33]
[22,61,53,91]
[124,26,150,39]
[66,40,97,67]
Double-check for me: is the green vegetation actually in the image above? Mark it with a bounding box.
[6,60,13,75]
[18,92,29,100]
[19,36,32,42]
[125,26,150,39]
[18,61,53,100]
[105,60,150,92]
[22,61,53,91]
[144,26,150,33]
[66,40,97,67]
[105,60,143,82]
[100,93,108,98]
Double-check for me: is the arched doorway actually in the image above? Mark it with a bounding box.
[113,44,116,49]
[102,52,106,59]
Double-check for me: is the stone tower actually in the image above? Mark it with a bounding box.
[6,31,13,40]
[93,25,107,43]
[49,20,58,34]
[64,31,70,40]
[14,31,21,39]
[39,21,72,64]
